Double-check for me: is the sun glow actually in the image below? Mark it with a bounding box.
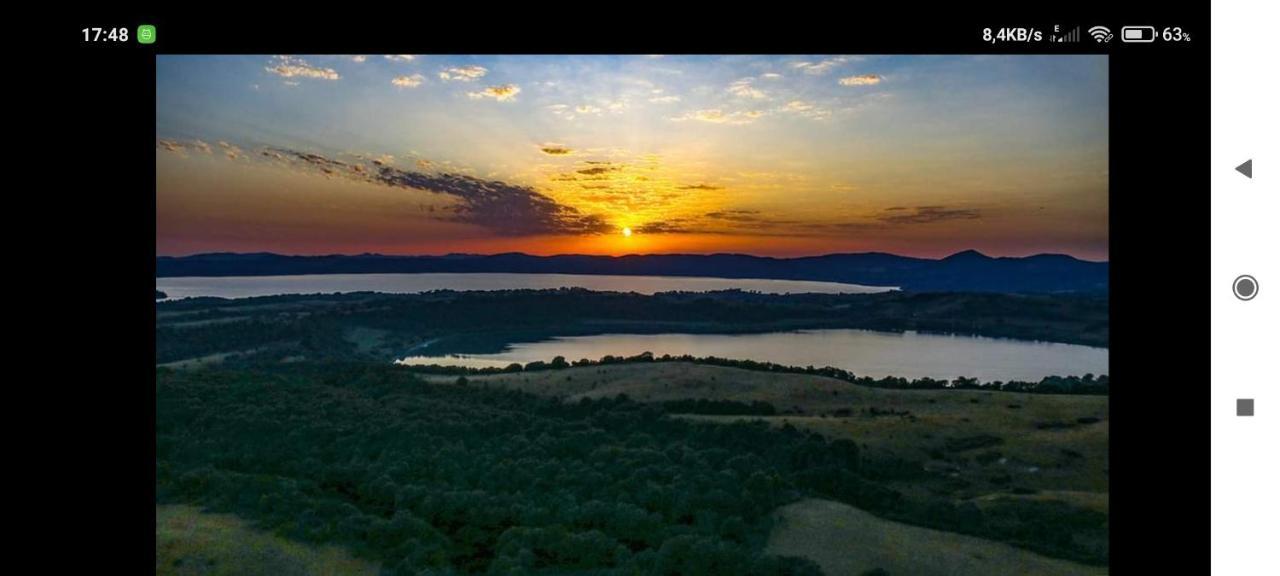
[154,55,1110,261]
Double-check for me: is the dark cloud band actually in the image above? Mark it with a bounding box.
[257,145,610,236]
[879,205,981,224]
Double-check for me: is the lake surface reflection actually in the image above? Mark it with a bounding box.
[156,273,892,299]
[399,329,1108,382]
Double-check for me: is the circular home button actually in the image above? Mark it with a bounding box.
[1233,275,1258,301]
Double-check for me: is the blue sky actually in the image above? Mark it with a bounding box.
[156,55,1108,259]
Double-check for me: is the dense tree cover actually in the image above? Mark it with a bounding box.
[157,363,1108,573]
[155,289,1108,366]
[158,364,827,575]
[156,288,1110,573]
[156,290,167,300]
[659,399,778,416]
[156,319,319,363]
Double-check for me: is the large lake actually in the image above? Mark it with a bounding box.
[155,273,892,299]
[398,329,1109,382]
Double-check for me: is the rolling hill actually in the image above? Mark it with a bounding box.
[156,250,1108,293]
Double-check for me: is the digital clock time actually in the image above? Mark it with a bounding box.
[82,27,129,42]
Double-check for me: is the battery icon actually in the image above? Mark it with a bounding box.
[1121,26,1155,43]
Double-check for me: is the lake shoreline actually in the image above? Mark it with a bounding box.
[156,290,1110,367]
[399,328,1109,384]
[156,271,893,300]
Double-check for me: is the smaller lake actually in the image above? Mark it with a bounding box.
[398,329,1109,382]
[155,273,892,299]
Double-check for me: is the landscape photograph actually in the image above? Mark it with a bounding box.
[155,54,1109,575]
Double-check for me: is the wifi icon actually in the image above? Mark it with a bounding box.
[1088,26,1113,43]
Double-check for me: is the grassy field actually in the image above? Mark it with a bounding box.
[423,360,1109,568]
[767,499,1107,576]
[156,505,378,576]
[422,361,1109,501]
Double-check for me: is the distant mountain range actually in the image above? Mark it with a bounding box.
[156,251,1108,293]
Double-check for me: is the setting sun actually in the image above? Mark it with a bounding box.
[154,53,1115,576]
[155,55,1107,261]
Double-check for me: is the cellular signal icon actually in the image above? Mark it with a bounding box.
[1088,26,1113,43]
[1050,26,1080,43]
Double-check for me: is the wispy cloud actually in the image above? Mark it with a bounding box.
[577,164,619,176]
[649,95,681,104]
[792,56,849,75]
[728,78,768,100]
[546,104,574,119]
[879,205,981,224]
[384,55,416,62]
[391,73,426,88]
[678,183,724,191]
[633,211,811,235]
[438,65,488,81]
[705,209,762,222]
[264,56,340,81]
[262,146,610,235]
[779,100,832,120]
[633,220,696,234]
[217,141,242,159]
[539,145,573,156]
[379,170,609,235]
[469,84,521,101]
[839,74,882,86]
[157,138,213,157]
[350,55,367,63]
[674,109,765,125]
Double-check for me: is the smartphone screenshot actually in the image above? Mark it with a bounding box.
[70,4,1276,574]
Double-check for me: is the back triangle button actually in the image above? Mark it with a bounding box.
[1236,159,1252,179]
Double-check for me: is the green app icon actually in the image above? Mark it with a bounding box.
[138,24,156,44]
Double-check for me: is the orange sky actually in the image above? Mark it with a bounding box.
[157,55,1109,261]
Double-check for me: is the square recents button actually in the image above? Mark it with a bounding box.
[1237,398,1255,417]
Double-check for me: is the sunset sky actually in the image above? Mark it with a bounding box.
[156,55,1108,260]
